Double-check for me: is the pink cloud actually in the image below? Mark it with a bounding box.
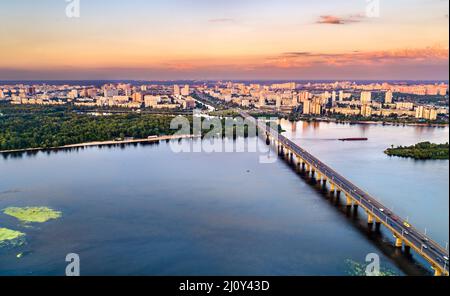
[267,46,449,68]
[316,14,365,25]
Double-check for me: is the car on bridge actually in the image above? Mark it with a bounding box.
[403,222,411,228]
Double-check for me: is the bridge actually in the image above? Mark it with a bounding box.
[240,110,449,276]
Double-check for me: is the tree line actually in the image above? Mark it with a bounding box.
[385,142,449,160]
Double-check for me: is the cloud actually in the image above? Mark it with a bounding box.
[267,46,449,68]
[316,14,365,25]
[282,52,313,57]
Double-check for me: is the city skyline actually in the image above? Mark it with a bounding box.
[0,0,449,80]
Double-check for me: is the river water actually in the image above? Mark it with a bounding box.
[0,121,448,275]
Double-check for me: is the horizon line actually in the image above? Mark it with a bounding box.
[0,79,449,83]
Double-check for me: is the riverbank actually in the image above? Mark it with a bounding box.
[299,117,448,128]
[248,112,449,128]
[0,134,198,155]
[384,142,449,160]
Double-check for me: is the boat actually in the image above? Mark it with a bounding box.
[338,138,368,142]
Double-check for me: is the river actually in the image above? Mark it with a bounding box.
[0,121,448,275]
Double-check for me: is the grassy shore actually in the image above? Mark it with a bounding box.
[385,142,449,160]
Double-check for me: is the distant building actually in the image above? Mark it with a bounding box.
[361,105,372,117]
[271,82,296,90]
[385,90,393,104]
[396,102,414,110]
[416,106,438,121]
[144,95,161,108]
[360,91,372,104]
[311,102,322,115]
[68,89,78,99]
[131,92,143,103]
[302,101,311,115]
[112,96,130,105]
[87,88,98,98]
[181,85,190,96]
[183,97,196,109]
[276,95,282,109]
[259,94,265,107]
[174,85,180,96]
[104,88,119,97]
[299,91,310,102]
[339,90,345,102]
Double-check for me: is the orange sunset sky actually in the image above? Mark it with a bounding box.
[0,0,448,80]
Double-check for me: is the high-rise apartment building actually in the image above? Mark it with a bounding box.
[174,85,180,96]
[181,85,190,96]
[385,90,393,104]
[361,105,372,117]
[360,91,372,104]
[339,90,345,102]
[302,101,311,115]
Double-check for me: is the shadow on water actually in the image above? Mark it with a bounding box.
[274,143,431,276]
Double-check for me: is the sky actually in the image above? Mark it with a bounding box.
[0,0,448,80]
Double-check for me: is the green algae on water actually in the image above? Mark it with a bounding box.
[0,228,25,248]
[346,259,398,276]
[3,207,62,223]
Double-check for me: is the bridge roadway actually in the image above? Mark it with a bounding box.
[240,110,449,276]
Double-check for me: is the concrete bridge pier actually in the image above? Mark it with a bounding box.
[375,218,381,229]
[334,191,341,205]
[394,235,403,248]
[433,266,443,277]
[345,194,353,207]
[305,164,310,176]
[330,183,336,194]
[404,245,411,255]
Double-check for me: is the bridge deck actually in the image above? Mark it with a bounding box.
[240,111,449,276]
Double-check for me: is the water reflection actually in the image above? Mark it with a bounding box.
[276,145,429,276]
[0,123,447,276]
[280,119,449,247]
